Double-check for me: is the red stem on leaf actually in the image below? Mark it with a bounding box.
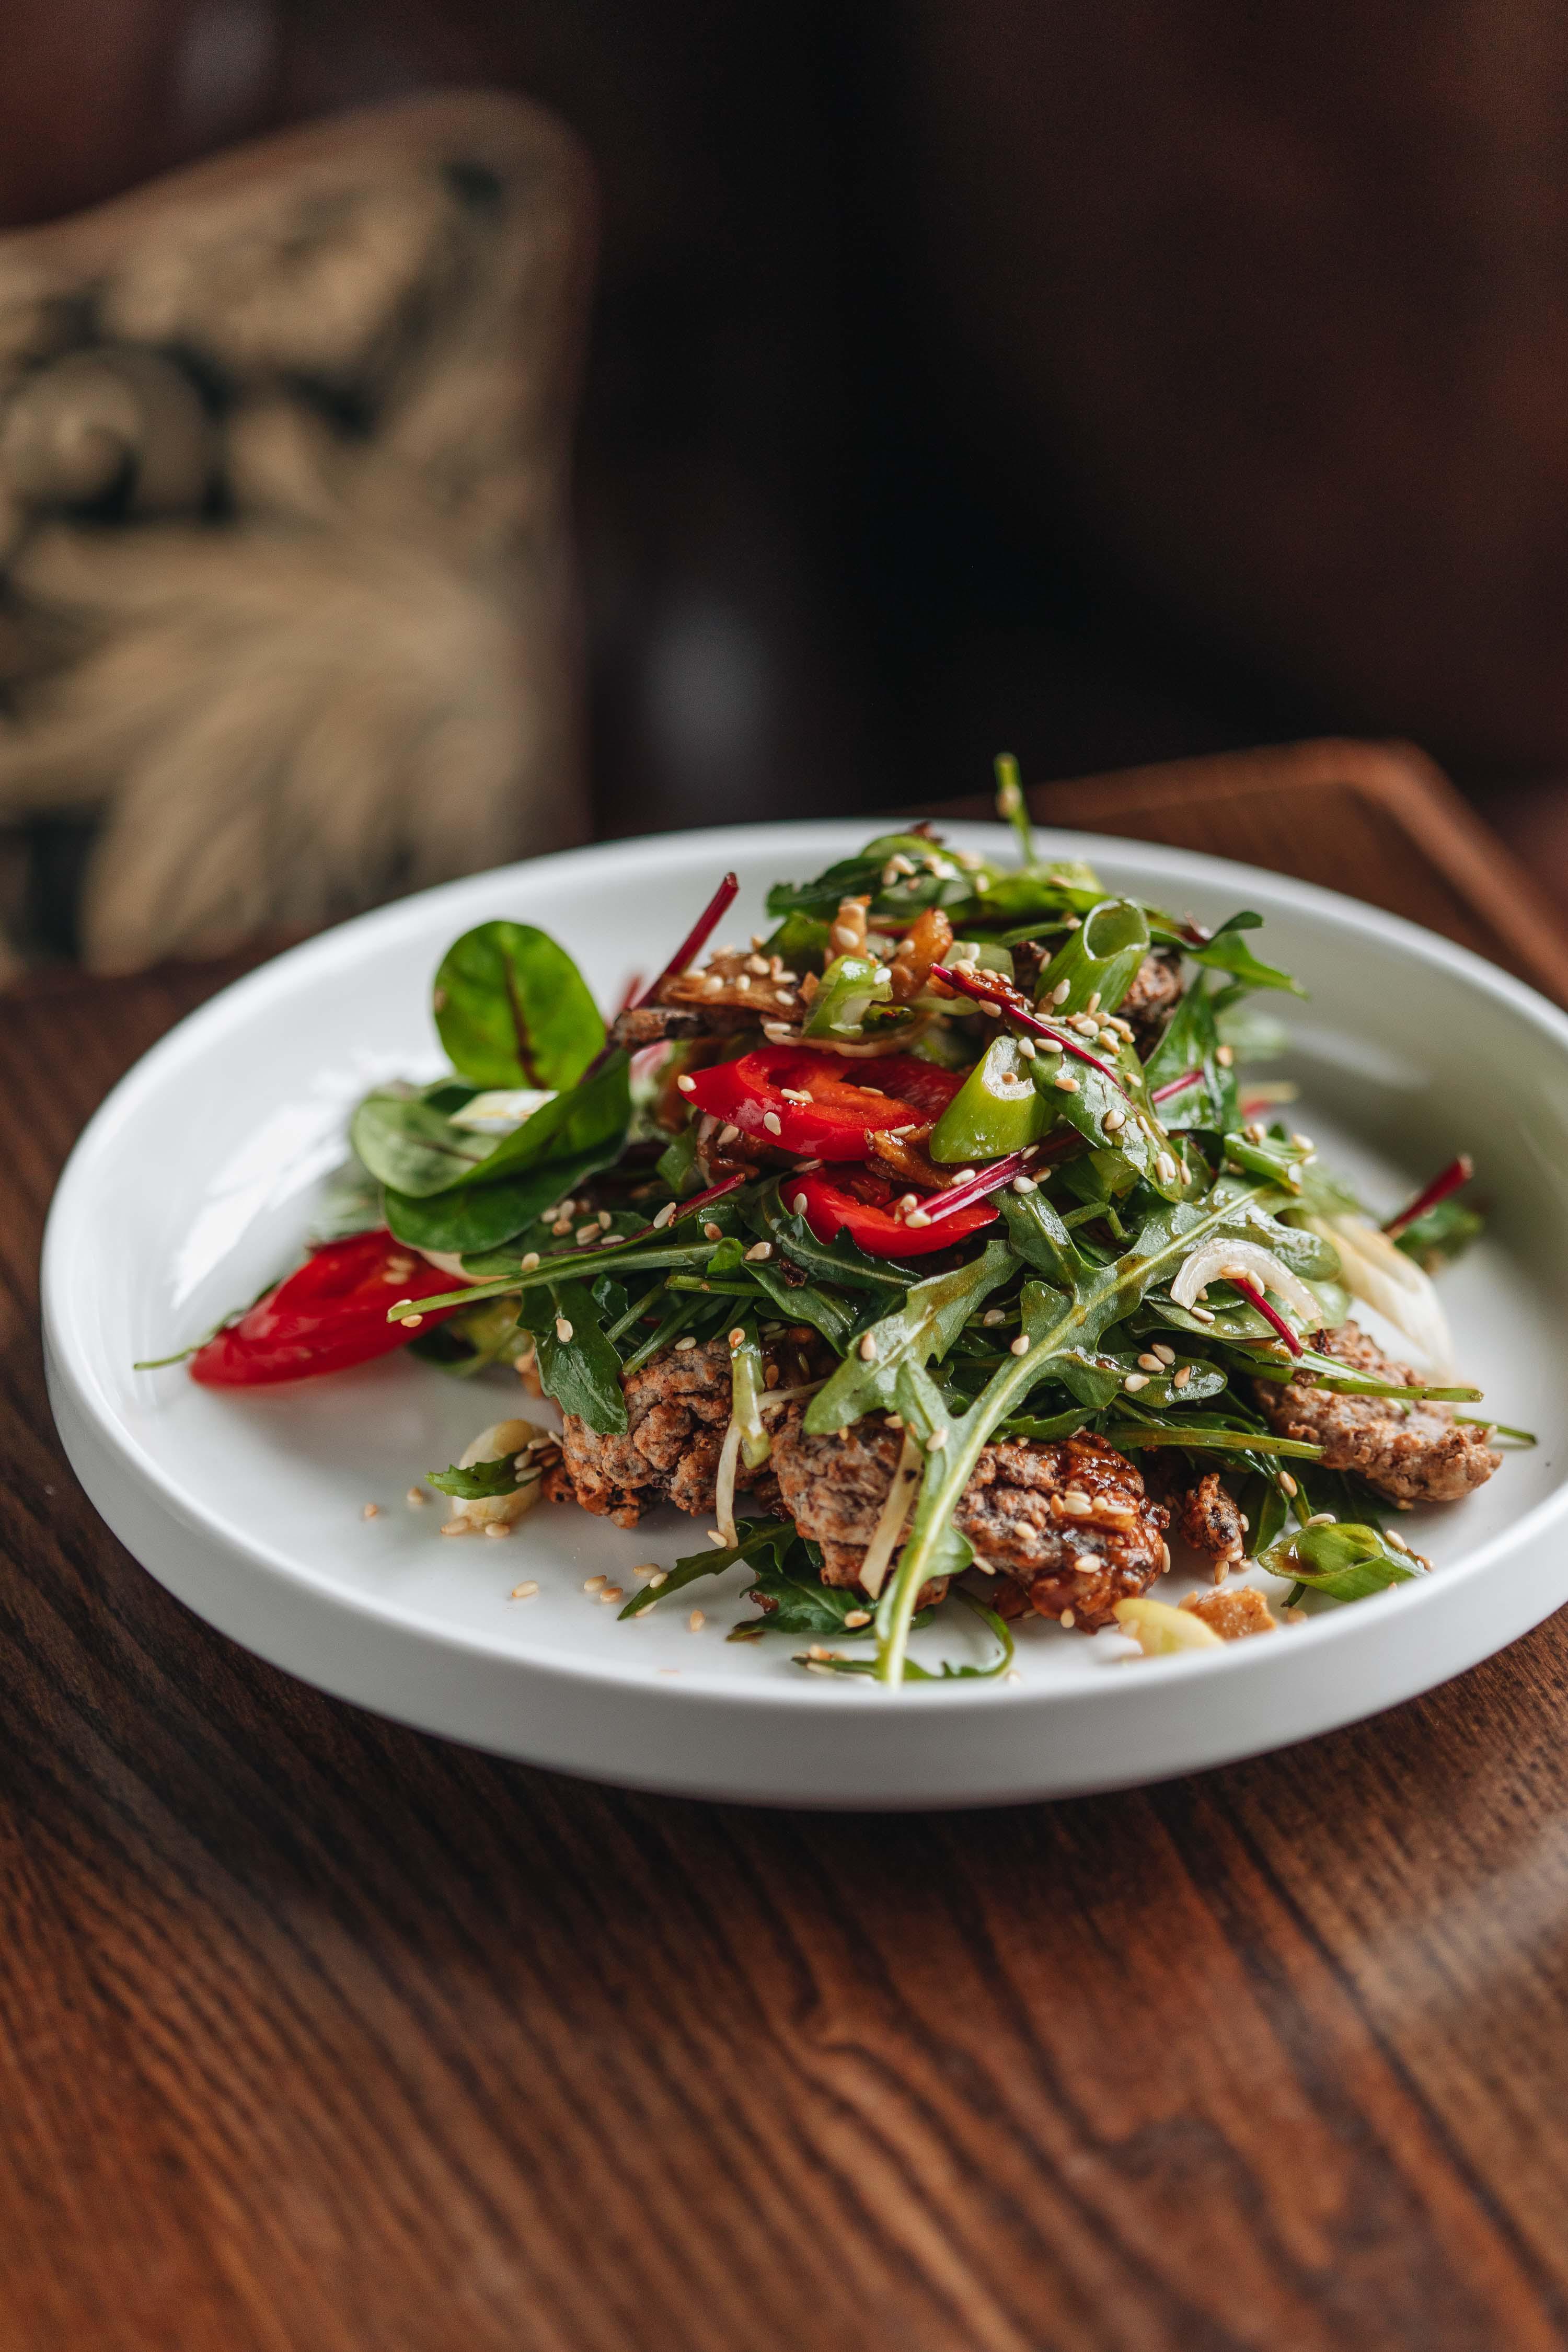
[635,871,740,1009]
[1150,1067,1204,1104]
[921,1147,1040,1223]
[1226,1274,1304,1356]
[928,964,1128,1092]
[1382,1153,1474,1239]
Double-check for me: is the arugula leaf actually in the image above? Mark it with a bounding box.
[1150,916,1304,1005]
[1254,1517,1420,1602]
[434,920,604,1089]
[1140,976,1237,1135]
[618,1518,799,1617]
[740,1544,927,1636]
[427,1456,527,1500]
[516,1279,627,1433]
[805,1238,1015,1432]
[798,1589,1016,1680]
[871,1187,1300,1682]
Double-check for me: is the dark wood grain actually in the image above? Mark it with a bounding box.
[6,748,1568,2352]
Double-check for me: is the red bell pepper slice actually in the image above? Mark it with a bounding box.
[683,1046,964,1161]
[783,1165,999,1259]
[190,1230,467,1386]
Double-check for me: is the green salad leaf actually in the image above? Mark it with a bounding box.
[433,920,604,1089]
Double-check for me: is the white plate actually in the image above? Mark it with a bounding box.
[42,821,1568,1807]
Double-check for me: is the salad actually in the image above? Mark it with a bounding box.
[156,764,1519,1685]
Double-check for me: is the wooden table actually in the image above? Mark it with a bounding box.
[6,739,1568,2352]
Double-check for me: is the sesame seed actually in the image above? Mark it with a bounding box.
[406,1486,428,1506]
[859,1332,879,1361]
[1085,990,1101,1014]
[1137,1353,1163,1371]
[575,1222,599,1244]
[906,1207,932,1226]
[403,1313,424,1330]
[1009,1334,1031,1356]
[1060,1609,1076,1629]
[1018,1036,1037,1059]
[1005,1668,1022,1684]
[512,1580,539,1598]
[483,1520,513,1539]
[649,1570,668,1587]
[688,1609,706,1632]
[677,1074,697,1093]
[1011,1173,1037,1193]
[1050,980,1071,1005]
[1038,1036,1062,1055]
[1151,1343,1175,1364]
[675,1334,698,1348]
[439,1519,472,1537]
[927,1426,948,1449]
[1189,1304,1216,1324]
[1290,1132,1316,1151]
[983,1308,1006,1326]
[601,1586,625,1602]
[361,1502,380,1520]
[843,1608,872,1630]
[555,1316,573,1342]
[885,1413,904,1429]
[583,1576,607,1593]
[759,1111,782,1137]
[980,999,1001,1017]
[1279,1471,1298,1495]
[718,1123,741,1146]
[1173,1365,1191,1388]
[1053,1072,1079,1093]
[1124,1371,1149,1390]
[1102,1108,1126,1132]
[765,1365,780,1387]
[1305,1511,1336,1526]
[791,1192,809,1214]
[729,1326,747,1347]
[745,1240,773,1261]
[1156,1153,1177,1184]
[1060,1490,1091,1515]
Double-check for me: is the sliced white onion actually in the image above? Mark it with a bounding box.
[449,1087,557,1133]
[449,1416,545,1527]
[1305,1213,1455,1375]
[859,1428,925,1600]
[714,1415,744,1547]
[1170,1238,1322,1329]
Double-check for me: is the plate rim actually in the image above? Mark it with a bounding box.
[41,815,1568,1724]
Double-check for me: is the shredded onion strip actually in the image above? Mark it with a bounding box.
[1170,1238,1321,1329]
[713,1416,744,1547]
[858,1429,925,1601]
[1306,1213,1456,1375]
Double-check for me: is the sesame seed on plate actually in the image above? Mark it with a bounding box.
[512,1581,538,1599]
[584,1575,606,1591]
[483,1521,513,1539]
[688,1609,706,1632]
[601,1586,625,1603]
[361,1502,380,1520]
[406,1486,428,1506]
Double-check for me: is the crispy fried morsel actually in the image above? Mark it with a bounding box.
[610,1004,707,1048]
[1182,1586,1277,1639]
[659,944,802,1026]
[1120,950,1183,1051]
[1174,1471,1247,1563]
[957,1433,1169,1629]
[768,1414,1168,1630]
[545,1338,784,1527]
[1256,1321,1501,1503]
[767,1412,948,1608]
[890,906,954,1001]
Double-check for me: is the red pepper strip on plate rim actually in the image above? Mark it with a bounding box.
[191,1229,467,1385]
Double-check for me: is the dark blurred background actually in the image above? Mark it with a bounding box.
[7,0,1568,879]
